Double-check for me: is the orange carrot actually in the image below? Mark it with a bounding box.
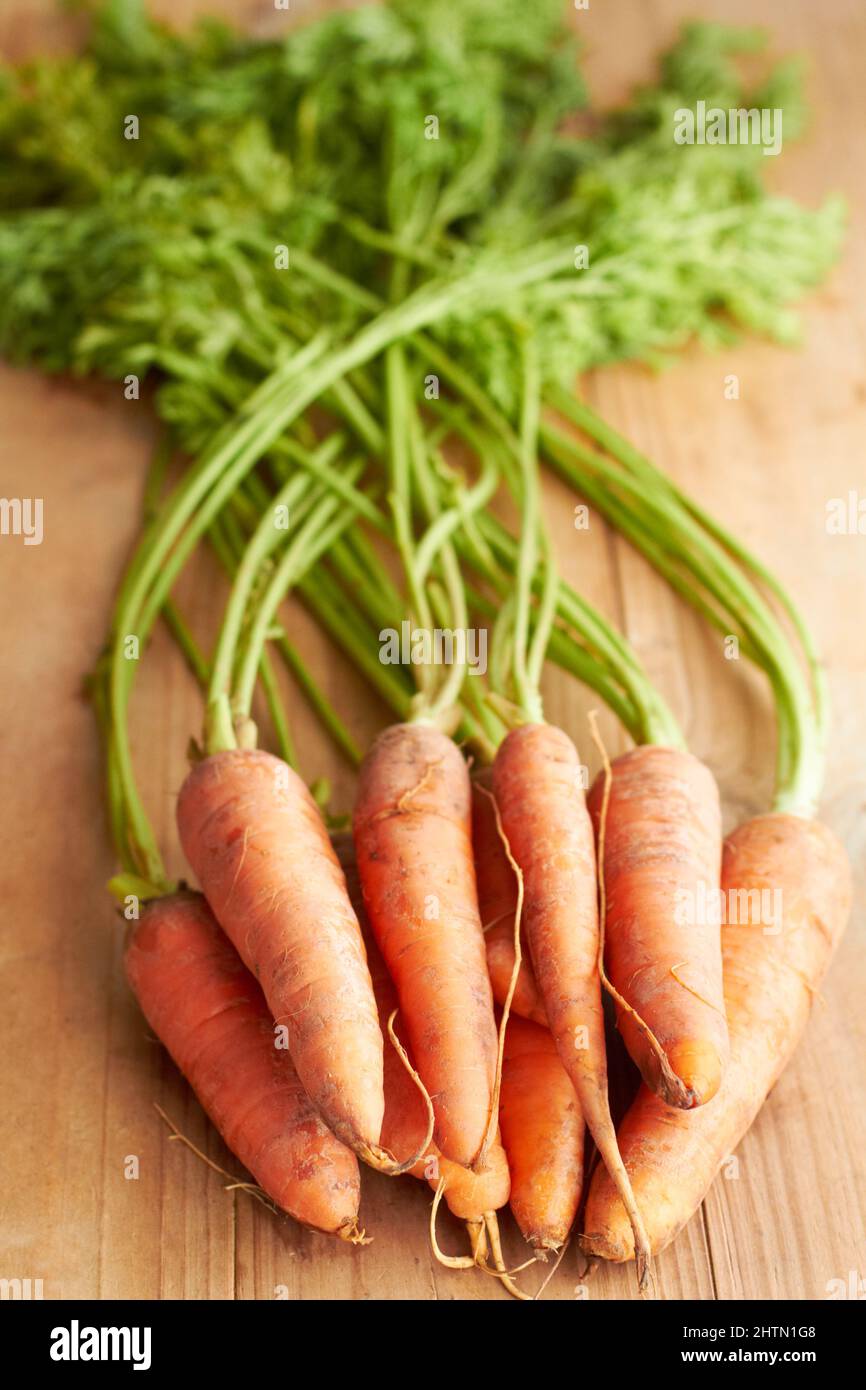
[472,769,516,936]
[177,748,385,1164]
[353,723,499,1169]
[500,1015,584,1254]
[334,835,508,1208]
[334,827,512,1288]
[477,745,728,1108]
[374,946,510,1224]
[472,773,548,1027]
[124,891,361,1238]
[583,814,851,1260]
[492,721,650,1282]
[485,919,549,1027]
[374,946,511,1272]
[588,745,727,1108]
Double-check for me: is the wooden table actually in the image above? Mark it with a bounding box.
[1,0,864,1301]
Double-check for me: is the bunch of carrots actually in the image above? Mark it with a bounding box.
[91,328,850,1296]
[5,0,852,1298]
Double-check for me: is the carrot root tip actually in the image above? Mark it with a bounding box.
[526,1234,566,1262]
[579,1231,629,1264]
[482,1213,533,1301]
[429,1179,476,1270]
[636,1248,655,1298]
[338,1219,372,1246]
[659,1040,723,1109]
[357,1141,409,1176]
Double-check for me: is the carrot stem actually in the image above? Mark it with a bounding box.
[541,394,823,815]
[207,437,343,729]
[508,332,546,724]
[557,388,829,752]
[230,465,367,729]
[272,632,363,768]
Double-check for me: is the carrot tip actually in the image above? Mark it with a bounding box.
[579,1230,630,1264]
[526,1234,566,1261]
[661,1041,724,1109]
[637,1255,652,1297]
[581,1229,654,1294]
[338,1219,372,1246]
[429,1179,476,1270]
[482,1212,534,1301]
[356,1141,407,1176]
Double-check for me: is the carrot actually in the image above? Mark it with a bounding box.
[376,956,510,1226]
[482,744,729,1116]
[375,949,512,1275]
[491,720,651,1284]
[333,831,518,1288]
[540,393,854,1262]
[353,722,499,1169]
[124,890,361,1238]
[485,919,548,1028]
[333,833,507,1218]
[583,814,852,1260]
[500,1015,584,1254]
[472,769,516,937]
[587,744,727,1108]
[472,773,548,1027]
[177,747,387,1165]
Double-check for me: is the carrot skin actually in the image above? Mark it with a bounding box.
[125,892,361,1236]
[177,748,384,1158]
[588,745,727,1108]
[471,774,548,1027]
[500,1016,584,1251]
[583,814,852,1260]
[353,723,499,1169]
[334,832,510,1220]
[426,1135,510,1223]
[492,722,650,1275]
[379,981,510,1223]
[485,919,549,1027]
[471,768,516,936]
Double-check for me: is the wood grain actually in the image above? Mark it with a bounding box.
[0,0,863,1301]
